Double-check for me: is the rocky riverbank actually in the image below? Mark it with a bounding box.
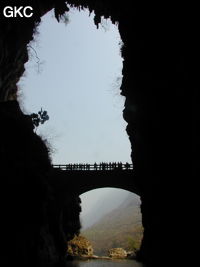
[67,235,137,262]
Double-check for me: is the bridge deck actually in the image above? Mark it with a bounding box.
[51,163,138,194]
[53,163,133,171]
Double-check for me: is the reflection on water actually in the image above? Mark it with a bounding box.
[65,259,143,267]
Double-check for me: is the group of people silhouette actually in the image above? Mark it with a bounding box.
[63,162,132,171]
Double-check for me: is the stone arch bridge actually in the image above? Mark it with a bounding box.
[51,163,140,196]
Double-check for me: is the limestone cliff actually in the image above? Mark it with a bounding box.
[0,100,81,266]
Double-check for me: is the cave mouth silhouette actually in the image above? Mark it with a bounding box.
[78,188,143,257]
[0,1,186,266]
[17,5,141,262]
[18,6,131,165]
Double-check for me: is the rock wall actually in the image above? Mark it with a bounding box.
[0,1,190,266]
[0,100,81,266]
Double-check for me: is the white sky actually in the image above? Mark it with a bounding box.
[18,8,132,164]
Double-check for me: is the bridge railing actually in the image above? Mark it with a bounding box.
[53,163,133,171]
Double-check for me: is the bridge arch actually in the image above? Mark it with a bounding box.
[76,171,140,196]
[79,187,143,256]
[52,166,140,196]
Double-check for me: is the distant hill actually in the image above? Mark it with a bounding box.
[81,193,143,256]
[80,189,134,230]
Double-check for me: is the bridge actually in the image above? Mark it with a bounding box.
[53,162,133,171]
[51,163,140,196]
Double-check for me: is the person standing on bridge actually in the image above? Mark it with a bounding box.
[86,164,89,170]
[99,162,102,170]
[118,162,122,169]
[102,162,106,170]
[109,162,112,170]
[125,162,130,169]
[94,162,97,170]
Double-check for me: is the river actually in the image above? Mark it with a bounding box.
[65,259,144,267]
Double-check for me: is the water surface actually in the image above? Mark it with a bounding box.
[65,259,143,267]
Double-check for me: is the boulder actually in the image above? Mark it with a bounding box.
[108,248,127,259]
[67,235,94,257]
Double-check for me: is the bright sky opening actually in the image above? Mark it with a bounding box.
[18,8,132,164]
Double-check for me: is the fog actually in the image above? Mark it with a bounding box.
[80,188,140,229]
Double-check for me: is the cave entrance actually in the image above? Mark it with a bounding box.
[77,188,143,259]
[18,7,131,166]
[17,6,141,264]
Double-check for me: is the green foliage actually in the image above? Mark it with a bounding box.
[30,108,49,130]
[127,237,139,251]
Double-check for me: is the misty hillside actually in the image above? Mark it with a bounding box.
[81,193,143,256]
[80,189,136,230]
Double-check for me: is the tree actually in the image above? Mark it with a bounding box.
[30,108,49,131]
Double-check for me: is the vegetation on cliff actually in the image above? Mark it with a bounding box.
[82,194,143,256]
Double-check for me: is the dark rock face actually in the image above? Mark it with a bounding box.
[0,1,191,267]
[0,101,81,266]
